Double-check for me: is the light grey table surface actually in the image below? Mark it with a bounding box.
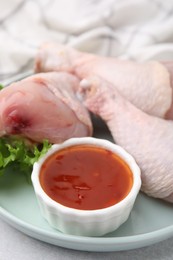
[0,218,173,260]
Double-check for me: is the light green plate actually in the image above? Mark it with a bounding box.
[0,169,173,252]
[0,72,173,252]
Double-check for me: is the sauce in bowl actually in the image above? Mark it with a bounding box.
[40,145,133,210]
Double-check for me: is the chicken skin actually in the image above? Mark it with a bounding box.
[35,43,172,119]
[79,76,173,202]
[0,72,92,143]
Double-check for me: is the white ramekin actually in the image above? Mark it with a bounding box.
[31,137,141,237]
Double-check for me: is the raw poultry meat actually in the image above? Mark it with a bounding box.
[79,76,173,202]
[35,42,172,119]
[0,72,92,143]
[161,61,173,119]
[34,43,173,201]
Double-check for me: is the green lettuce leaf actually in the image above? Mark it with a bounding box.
[0,136,51,177]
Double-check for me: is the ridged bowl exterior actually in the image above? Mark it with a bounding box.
[31,137,141,237]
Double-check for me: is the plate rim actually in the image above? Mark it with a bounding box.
[1,204,173,252]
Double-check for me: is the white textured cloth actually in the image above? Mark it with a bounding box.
[1,0,173,83]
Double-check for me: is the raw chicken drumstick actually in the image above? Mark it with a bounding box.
[0,72,92,143]
[79,76,173,202]
[35,42,172,119]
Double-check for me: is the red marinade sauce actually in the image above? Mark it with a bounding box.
[40,145,133,210]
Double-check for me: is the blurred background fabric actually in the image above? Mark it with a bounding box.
[1,0,173,83]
